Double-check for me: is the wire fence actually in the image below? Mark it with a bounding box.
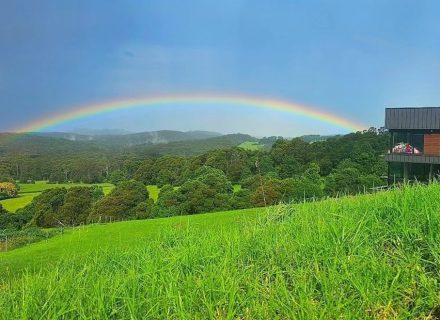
[1,180,434,252]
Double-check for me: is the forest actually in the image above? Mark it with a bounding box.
[0,128,389,232]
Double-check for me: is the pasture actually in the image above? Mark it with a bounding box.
[238,141,264,150]
[1,184,440,318]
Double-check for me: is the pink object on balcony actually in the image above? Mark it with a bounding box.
[392,142,421,154]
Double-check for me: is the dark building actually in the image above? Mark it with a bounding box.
[385,107,440,183]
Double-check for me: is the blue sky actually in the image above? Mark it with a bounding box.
[1,0,440,136]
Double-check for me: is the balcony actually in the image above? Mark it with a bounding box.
[385,153,440,164]
[385,142,440,164]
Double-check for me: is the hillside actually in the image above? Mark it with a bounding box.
[1,184,440,318]
[133,133,258,156]
[0,134,105,156]
[298,134,337,143]
[33,130,222,147]
[0,131,252,157]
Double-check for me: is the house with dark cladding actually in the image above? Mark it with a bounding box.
[385,107,440,184]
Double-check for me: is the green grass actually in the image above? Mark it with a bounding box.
[0,193,40,212]
[17,181,114,195]
[238,141,263,150]
[146,185,160,202]
[2,184,440,318]
[0,208,262,278]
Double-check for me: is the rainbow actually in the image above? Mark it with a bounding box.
[12,94,366,133]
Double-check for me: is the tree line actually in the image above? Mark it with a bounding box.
[0,129,390,231]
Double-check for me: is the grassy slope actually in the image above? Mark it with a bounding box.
[0,208,262,276]
[2,185,440,318]
[238,141,263,150]
[0,193,40,213]
[0,182,114,212]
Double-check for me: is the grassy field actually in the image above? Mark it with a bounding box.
[1,184,440,318]
[146,185,160,202]
[0,192,41,213]
[238,141,264,150]
[0,182,163,212]
[0,182,114,213]
[17,182,114,195]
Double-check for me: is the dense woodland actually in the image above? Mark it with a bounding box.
[0,128,389,231]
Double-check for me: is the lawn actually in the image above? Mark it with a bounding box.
[1,184,440,318]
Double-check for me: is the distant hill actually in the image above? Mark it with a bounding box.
[0,134,104,156]
[0,131,255,157]
[68,128,133,136]
[298,134,338,143]
[32,130,222,147]
[133,134,258,156]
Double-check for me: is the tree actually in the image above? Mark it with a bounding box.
[91,185,105,202]
[134,159,155,185]
[108,169,129,185]
[271,138,311,178]
[152,185,183,217]
[89,180,148,221]
[0,182,18,199]
[251,177,283,207]
[30,188,68,227]
[230,189,252,209]
[285,163,324,202]
[324,160,363,196]
[154,167,234,216]
[19,186,105,228]
[154,156,188,186]
[0,204,33,230]
[133,198,155,220]
[194,166,233,194]
[59,187,96,226]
